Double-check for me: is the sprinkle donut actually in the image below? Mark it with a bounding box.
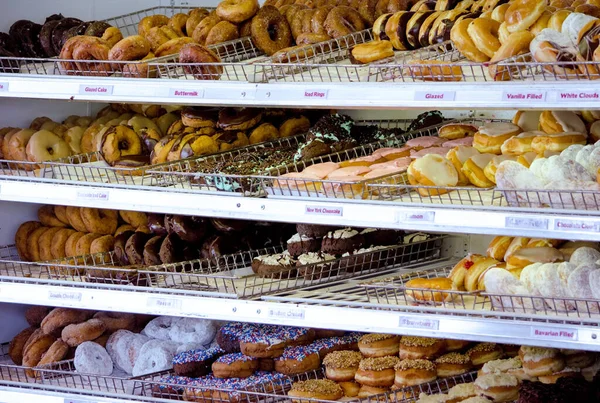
[174,346,224,377]
[274,345,321,375]
[216,322,252,353]
[212,352,259,378]
[74,341,114,376]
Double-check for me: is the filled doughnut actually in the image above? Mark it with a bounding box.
[394,359,437,387]
[358,334,400,357]
[323,350,362,381]
[354,356,399,387]
[434,352,472,377]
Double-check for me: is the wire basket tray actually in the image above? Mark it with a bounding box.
[105,6,199,37]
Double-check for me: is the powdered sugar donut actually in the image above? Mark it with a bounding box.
[106,329,134,364]
[519,263,543,295]
[561,144,585,163]
[495,161,546,207]
[544,180,600,209]
[570,247,600,268]
[541,155,593,183]
[588,269,600,300]
[107,330,149,374]
[143,316,179,340]
[483,267,539,312]
[168,318,217,345]
[576,145,595,173]
[132,340,174,376]
[528,158,547,182]
[74,341,113,376]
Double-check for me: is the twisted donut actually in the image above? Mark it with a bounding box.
[251,6,293,55]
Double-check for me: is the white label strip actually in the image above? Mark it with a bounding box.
[76,190,109,201]
[399,316,439,330]
[79,85,113,95]
[414,91,455,101]
[556,91,600,101]
[399,211,435,223]
[305,205,343,216]
[554,218,599,233]
[267,307,305,320]
[502,91,545,102]
[147,297,182,310]
[0,82,8,92]
[303,90,328,99]
[205,88,256,100]
[505,216,549,230]
[255,89,329,101]
[531,326,578,341]
[64,399,94,403]
[169,88,204,98]
[48,291,82,302]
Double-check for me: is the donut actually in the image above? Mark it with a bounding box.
[520,346,565,377]
[61,318,106,347]
[102,27,124,49]
[192,14,222,45]
[530,29,590,77]
[73,233,101,256]
[51,228,76,259]
[274,345,320,375]
[6,129,35,168]
[505,0,546,32]
[119,211,148,228]
[206,21,240,45]
[355,356,399,387]
[70,36,111,76]
[212,352,259,378]
[93,312,135,333]
[25,306,51,328]
[434,352,472,377]
[107,331,150,374]
[38,227,62,261]
[41,308,92,336]
[124,232,152,265]
[323,350,363,381]
[311,6,334,34]
[65,232,86,258]
[248,123,279,144]
[100,125,142,165]
[38,205,67,227]
[79,208,118,235]
[9,327,36,365]
[217,0,260,23]
[15,221,43,261]
[358,334,400,357]
[288,379,344,401]
[22,330,56,372]
[138,15,170,37]
[218,108,263,131]
[132,340,176,377]
[474,373,519,402]
[174,346,224,377]
[251,6,293,56]
[169,13,190,36]
[168,318,217,345]
[90,235,115,254]
[467,17,501,58]
[488,30,534,80]
[74,341,114,376]
[325,6,365,38]
[142,316,179,340]
[394,358,437,387]
[187,9,210,35]
[108,35,151,68]
[164,215,209,243]
[26,227,49,262]
[399,336,446,360]
[467,343,504,366]
[179,43,224,80]
[37,338,69,368]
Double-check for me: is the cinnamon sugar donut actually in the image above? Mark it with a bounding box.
[324,6,365,38]
[62,318,107,347]
[38,227,63,261]
[251,6,293,55]
[75,233,102,256]
[66,206,88,233]
[90,235,115,254]
[192,14,222,45]
[9,327,36,365]
[53,205,70,225]
[311,6,334,34]
[38,205,67,227]
[27,227,50,262]
[41,308,93,336]
[93,312,136,332]
[15,221,42,261]
[51,228,76,259]
[80,208,118,235]
[65,232,86,258]
[22,331,56,373]
[205,21,240,46]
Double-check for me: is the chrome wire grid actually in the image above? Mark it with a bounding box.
[104,6,199,37]
[0,234,443,299]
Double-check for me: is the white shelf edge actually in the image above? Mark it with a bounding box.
[1,280,599,350]
[1,74,600,108]
[0,385,140,403]
[1,179,599,240]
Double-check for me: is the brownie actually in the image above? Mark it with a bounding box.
[296,224,335,238]
[254,252,297,279]
[286,233,321,257]
[296,252,338,280]
[339,246,389,273]
[321,228,365,255]
[360,228,403,246]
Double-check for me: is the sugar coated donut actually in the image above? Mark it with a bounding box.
[168,318,217,345]
[22,330,56,373]
[37,339,69,368]
[251,6,292,56]
[38,205,67,227]
[62,318,107,347]
[74,341,114,376]
[41,308,93,336]
[325,6,365,38]
[65,206,88,232]
[80,208,118,235]
[9,327,36,365]
[93,312,136,332]
[132,339,175,376]
[143,316,179,340]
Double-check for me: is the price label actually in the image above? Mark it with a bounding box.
[305,205,343,216]
[76,190,109,201]
[414,91,455,101]
[48,291,82,302]
[531,326,578,341]
[556,91,600,102]
[554,218,599,233]
[169,88,204,98]
[505,216,549,230]
[0,82,8,92]
[303,90,328,99]
[267,307,305,320]
[399,316,439,330]
[147,297,182,310]
[502,91,545,102]
[399,211,435,223]
[79,85,113,95]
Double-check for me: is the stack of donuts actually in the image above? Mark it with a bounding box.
[289,333,522,400]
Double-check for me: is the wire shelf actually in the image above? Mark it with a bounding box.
[104,6,199,37]
[0,234,444,299]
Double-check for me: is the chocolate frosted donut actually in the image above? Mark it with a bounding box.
[125,232,153,265]
[181,107,218,128]
[0,32,20,56]
[217,108,263,131]
[159,234,184,265]
[143,236,164,266]
[85,21,112,37]
[13,20,44,57]
[148,213,167,236]
[51,18,82,55]
[45,14,64,23]
[113,230,134,265]
[40,20,61,57]
[165,215,210,243]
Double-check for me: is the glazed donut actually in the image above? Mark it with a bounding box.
[41,308,93,336]
[6,129,35,168]
[323,350,363,381]
[169,13,189,36]
[90,235,115,254]
[108,35,151,68]
[38,205,66,227]
[212,352,259,378]
[146,26,180,52]
[93,312,136,332]
[71,36,112,76]
[65,206,88,233]
[296,32,331,45]
[120,211,148,228]
[325,6,365,38]
[288,380,344,401]
[217,0,260,23]
[62,318,106,347]
[312,6,335,34]
[291,9,315,39]
[187,9,210,36]
[280,116,311,137]
[14,221,42,261]
[447,145,480,186]
[27,227,50,262]
[75,233,103,256]
[251,6,293,56]
[192,14,222,44]
[25,130,71,163]
[505,0,546,32]
[218,108,263,131]
[488,30,534,80]
[359,0,379,24]
[100,125,142,165]
[37,339,69,368]
[138,15,170,37]
[394,359,437,387]
[473,122,522,154]
[74,341,114,376]
[452,19,491,62]
[358,334,400,357]
[547,9,571,31]
[51,228,76,259]
[350,40,395,63]
[249,123,279,144]
[102,27,124,49]
[179,43,224,80]
[38,227,63,261]
[9,327,36,365]
[206,21,240,46]
[80,208,118,235]
[155,37,194,57]
[467,18,501,58]
[462,154,495,188]
[529,9,552,35]
[355,356,399,387]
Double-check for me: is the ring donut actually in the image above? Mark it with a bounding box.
[467,17,501,58]
[26,130,72,164]
[36,339,69,369]
[93,312,136,332]
[37,205,66,227]
[9,327,36,365]
[41,308,93,336]
[90,235,115,254]
[61,318,106,347]
[53,206,70,226]
[15,221,43,261]
[138,15,170,37]
[325,6,365,38]
[205,21,240,46]
[217,0,260,23]
[80,208,118,235]
[488,30,534,80]
[169,13,190,36]
[179,43,224,80]
[119,211,148,228]
[75,233,103,256]
[108,35,151,69]
[71,36,111,77]
[27,227,50,262]
[51,228,76,259]
[65,232,86,258]
[251,6,293,55]
[38,227,63,261]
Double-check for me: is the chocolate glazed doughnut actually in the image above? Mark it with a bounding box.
[51,18,82,55]
[250,6,292,56]
[406,11,434,48]
[217,108,263,131]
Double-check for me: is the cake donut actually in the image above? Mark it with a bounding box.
[212,352,259,378]
[239,326,289,358]
[216,322,251,353]
[41,308,93,336]
[174,346,224,377]
[358,333,400,357]
[399,336,446,360]
[143,316,179,340]
[74,341,114,376]
[61,318,107,347]
[36,338,69,369]
[250,6,292,55]
[93,312,136,332]
[435,352,472,377]
[274,345,320,375]
[80,208,118,235]
[394,359,437,387]
[132,339,177,377]
[323,350,363,381]
[9,327,36,365]
[309,335,360,358]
